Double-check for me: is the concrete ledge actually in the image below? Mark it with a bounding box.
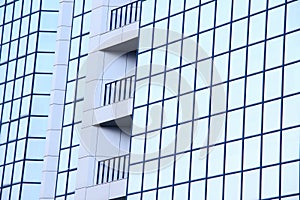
[99,22,139,52]
[85,179,127,200]
[93,98,133,127]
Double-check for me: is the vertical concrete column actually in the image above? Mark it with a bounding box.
[40,0,74,199]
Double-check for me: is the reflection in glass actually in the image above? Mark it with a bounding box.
[267,6,284,38]
[283,94,300,128]
[207,177,223,199]
[243,169,260,199]
[249,12,266,44]
[244,137,260,170]
[281,162,299,196]
[285,31,300,64]
[263,100,281,133]
[225,141,242,173]
[266,37,283,69]
[264,68,282,100]
[282,128,300,162]
[224,173,241,200]
[262,166,279,199]
[262,132,279,165]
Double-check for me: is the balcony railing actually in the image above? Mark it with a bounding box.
[103,75,135,106]
[110,0,141,30]
[96,154,129,184]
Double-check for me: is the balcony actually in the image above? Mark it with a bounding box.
[96,154,129,184]
[98,1,140,51]
[93,76,134,128]
[103,75,134,106]
[110,0,141,31]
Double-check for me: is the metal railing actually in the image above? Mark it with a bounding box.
[110,0,141,30]
[103,75,135,106]
[96,154,129,184]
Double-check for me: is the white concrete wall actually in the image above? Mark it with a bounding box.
[75,0,139,199]
[40,0,74,199]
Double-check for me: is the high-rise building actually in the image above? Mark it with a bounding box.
[126,0,300,199]
[0,0,59,199]
[0,0,300,200]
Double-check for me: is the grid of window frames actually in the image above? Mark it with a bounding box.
[127,0,300,199]
[54,0,91,199]
[0,0,58,199]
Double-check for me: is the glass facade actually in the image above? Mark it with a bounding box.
[0,0,59,199]
[1,0,299,199]
[127,0,300,199]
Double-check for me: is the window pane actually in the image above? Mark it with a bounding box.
[159,156,174,187]
[282,128,300,162]
[175,153,190,183]
[34,74,52,94]
[130,135,145,163]
[174,183,188,200]
[162,97,178,127]
[216,0,231,25]
[38,32,56,51]
[161,126,175,157]
[127,164,143,193]
[246,73,263,105]
[243,169,260,199]
[155,0,169,20]
[143,160,158,190]
[178,93,193,123]
[230,48,246,79]
[191,149,206,180]
[149,74,164,103]
[190,180,205,200]
[284,62,300,96]
[227,109,243,141]
[132,106,147,135]
[283,94,300,128]
[135,78,149,107]
[207,177,223,199]
[184,8,198,36]
[267,6,284,38]
[165,69,179,99]
[169,13,183,42]
[199,3,214,32]
[31,95,50,115]
[281,162,300,196]
[158,187,172,200]
[224,173,241,200]
[266,37,283,69]
[145,131,160,160]
[40,12,58,30]
[264,68,282,100]
[263,100,281,133]
[228,79,245,110]
[193,118,208,149]
[225,140,242,173]
[214,25,230,55]
[208,144,224,176]
[244,136,261,170]
[262,166,279,199]
[141,0,154,26]
[170,0,184,15]
[233,0,248,20]
[213,53,228,84]
[262,132,280,166]
[286,1,300,32]
[249,12,266,44]
[195,89,210,118]
[285,31,300,64]
[24,161,43,182]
